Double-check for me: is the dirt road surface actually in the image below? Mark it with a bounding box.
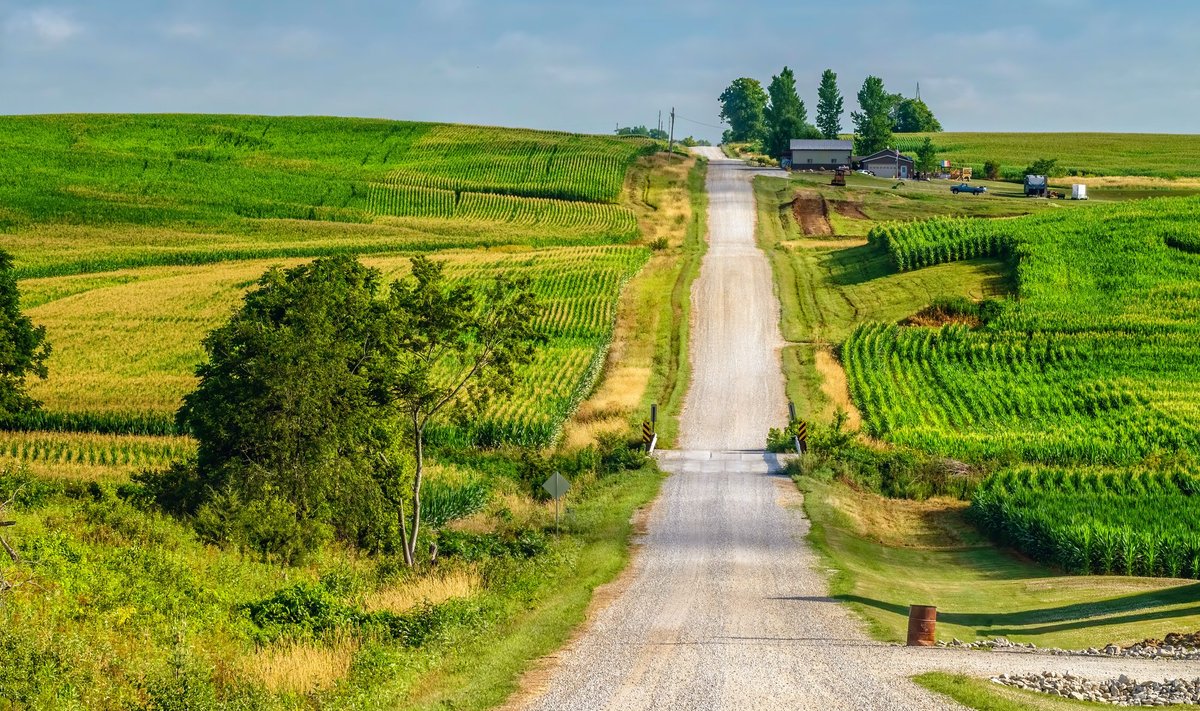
[679,148,789,450]
[514,150,1200,710]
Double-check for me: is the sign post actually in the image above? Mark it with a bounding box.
[788,401,807,455]
[642,405,658,453]
[542,472,571,534]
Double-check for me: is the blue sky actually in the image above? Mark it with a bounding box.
[2,1,1198,139]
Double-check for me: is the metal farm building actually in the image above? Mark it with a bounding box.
[789,139,853,170]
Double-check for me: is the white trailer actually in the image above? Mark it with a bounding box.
[1072,184,1088,200]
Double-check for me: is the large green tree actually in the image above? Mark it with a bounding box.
[892,97,942,133]
[815,69,844,140]
[851,75,895,156]
[179,256,393,549]
[177,255,541,563]
[718,77,768,144]
[764,66,817,156]
[0,251,50,425]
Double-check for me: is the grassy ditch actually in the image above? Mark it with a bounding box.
[792,468,1200,649]
[559,154,706,450]
[638,156,708,448]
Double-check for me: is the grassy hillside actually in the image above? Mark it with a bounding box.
[0,115,691,708]
[0,115,653,278]
[0,114,659,458]
[892,132,1200,179]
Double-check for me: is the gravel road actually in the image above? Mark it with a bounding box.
[514,151,1200,710]
[679,148,789,451]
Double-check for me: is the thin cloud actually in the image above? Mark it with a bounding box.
[162,22,209,40]
[6,7,83,44]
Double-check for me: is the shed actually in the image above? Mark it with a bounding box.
[789,139,853,170]
[859,149,914,179]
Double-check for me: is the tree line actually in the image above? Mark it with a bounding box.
[718,69,942,157]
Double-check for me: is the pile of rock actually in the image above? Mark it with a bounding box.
[936,636,1200,660]
[937,637,1037,652]
[992,672,1200,706]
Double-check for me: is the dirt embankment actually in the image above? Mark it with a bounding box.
[791,192,872,236]
[791,192,831,235]
[830,199,870,221]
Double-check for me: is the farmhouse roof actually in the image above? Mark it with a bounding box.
[789,139,853,151]
[860,148,914,164]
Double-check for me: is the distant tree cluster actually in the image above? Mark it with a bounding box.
[852,76,943,156]
[718,69,835,156]
[719,70,941,157]
[615,125,669,140]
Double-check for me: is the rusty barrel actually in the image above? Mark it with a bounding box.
[906,605,937,646]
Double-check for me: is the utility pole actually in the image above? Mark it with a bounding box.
[658,110,662,134]
[668,107,675,159]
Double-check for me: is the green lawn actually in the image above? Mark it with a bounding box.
[798,475,1200,649]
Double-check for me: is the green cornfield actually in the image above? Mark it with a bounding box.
[890,132,1200,179]
[970,468,1200,578]
[0,114,663,475]
[848,197,1200,466]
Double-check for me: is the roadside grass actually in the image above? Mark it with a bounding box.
[401,462,663,711]
[913,673,1139,710]
[561,153,702,449]
[796,475,1200,649]
[639,156,708,448]
[0,459,663,709]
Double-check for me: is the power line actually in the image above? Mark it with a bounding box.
[674,114,725,130]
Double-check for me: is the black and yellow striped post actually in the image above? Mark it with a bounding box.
[642,420,654,448]
[788,401,807,455]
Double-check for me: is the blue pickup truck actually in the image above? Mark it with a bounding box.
[951,183,987,195]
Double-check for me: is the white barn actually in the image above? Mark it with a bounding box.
[788,139,853,170]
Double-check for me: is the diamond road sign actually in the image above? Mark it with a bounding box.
[542,472,571,500]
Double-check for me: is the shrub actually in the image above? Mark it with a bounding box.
[983,159,1000,181]
[243,581,359,640]
[194,487,331,565]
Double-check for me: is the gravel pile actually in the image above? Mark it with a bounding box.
[993,672,1200,706]
[939,637,1200,660]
